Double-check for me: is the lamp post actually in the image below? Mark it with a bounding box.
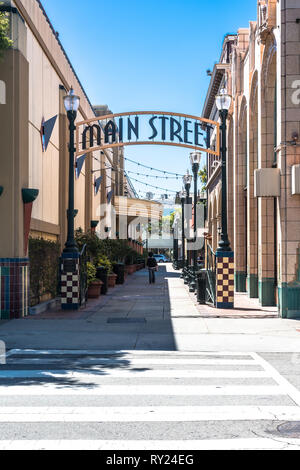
[63,87,80,254]
[214,88,234,309]
[183,171,193,284]
[188,151,202,293]
[60,88,81,311]
[215,88,232,252]
[179,189,186,278]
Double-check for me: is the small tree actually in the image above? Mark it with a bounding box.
[199,167,207,191]
[0,5,12,58]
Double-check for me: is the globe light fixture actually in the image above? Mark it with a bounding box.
[215,88,231,112]
[189,151,202,166]
[63,87,80,113]
[183,170,193,186]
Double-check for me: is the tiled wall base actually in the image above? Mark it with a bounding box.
[235,272,247,292]
[215,251,234,309]
[60,253,80,310]
[247,274,259,298]
[259,278,276,307]
[0,258,29,319]
[278,283,300,319]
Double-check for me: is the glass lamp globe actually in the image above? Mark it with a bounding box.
[64,87,80,113]
[215,88,231,111]
[190,151,202,166]
[183,170,193,186]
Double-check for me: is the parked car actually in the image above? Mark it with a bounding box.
[153,254,170,263]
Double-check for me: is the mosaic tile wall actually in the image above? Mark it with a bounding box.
[60,253,80,310]
[216,252,234,309]
[0,259,29,319]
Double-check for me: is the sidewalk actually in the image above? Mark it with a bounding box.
[0,265,299,352]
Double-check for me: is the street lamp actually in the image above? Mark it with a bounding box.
[188,151,202,292]
[182,171,192,283]
[179,189,186,278]
[215,88,232,252]
[63,87,80,253]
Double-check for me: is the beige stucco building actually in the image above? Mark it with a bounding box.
[0,0,161,318]
[203,0,300,318]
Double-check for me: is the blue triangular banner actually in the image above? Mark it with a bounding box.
[94,176,102,196]
[107,189,114,204]
[75,154,86,179]
[43,115,57,152]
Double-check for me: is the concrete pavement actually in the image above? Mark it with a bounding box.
[0,264,299,352]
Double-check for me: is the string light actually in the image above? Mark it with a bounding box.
[124,157,184,177]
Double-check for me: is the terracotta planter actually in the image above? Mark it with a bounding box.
[107,273,117,288]
[88,280,103,299]
[125,265,135,275]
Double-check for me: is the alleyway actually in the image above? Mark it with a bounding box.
[0,265,299,352]
[1,266,300,449]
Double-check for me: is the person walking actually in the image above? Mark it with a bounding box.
[147,252,158,284]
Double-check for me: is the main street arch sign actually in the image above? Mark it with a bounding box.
[76,111,220,157]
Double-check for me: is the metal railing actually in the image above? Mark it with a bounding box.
[79,244,88,308]
[206,244,216,306]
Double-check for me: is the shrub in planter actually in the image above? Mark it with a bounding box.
[112,263,125,284]
[94,255,113,294]
[87,262,102,298]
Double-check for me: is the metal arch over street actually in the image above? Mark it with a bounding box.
[75,111,220,157]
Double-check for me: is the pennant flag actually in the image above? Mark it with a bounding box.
[94,176,102,196]
[75,154,87,179]
[107,189,114,204]
[41,115,58,152]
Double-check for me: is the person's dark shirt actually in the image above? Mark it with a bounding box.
[147,257,157,268]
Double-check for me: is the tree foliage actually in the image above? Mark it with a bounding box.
[199,167,207,190]
[0,6,12,58]
[75,229,142,266]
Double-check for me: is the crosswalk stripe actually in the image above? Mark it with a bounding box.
[7,349,254,357]
[251,352,300,407]
[0,369,269,379]
[0,405,299,422]
[6,358,257,365]
[0,439,299,450]
[0,385,285,396]
[1,349,299,449]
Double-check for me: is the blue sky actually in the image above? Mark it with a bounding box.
[42,0,257,199]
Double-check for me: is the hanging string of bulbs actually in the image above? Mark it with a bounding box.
[124,156,184,177]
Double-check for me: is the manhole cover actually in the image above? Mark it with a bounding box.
[277,422,300,437]
[107,318,146,324]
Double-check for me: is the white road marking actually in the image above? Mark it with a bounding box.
[0,369,269,379]
[6,349,254,357]
[0,405,299,422]
[0,385,285,396]
[0,438,299,450]
[6,358,258,366]
[251,352,300,407]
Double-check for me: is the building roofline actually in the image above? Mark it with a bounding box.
[201,63,230,120]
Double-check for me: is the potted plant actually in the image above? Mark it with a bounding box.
[107,270,118,288]
[96,255,112,294]
[87,262,103,298]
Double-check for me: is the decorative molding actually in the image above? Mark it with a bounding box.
[22,188,39,204]
[30,218,60,236]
